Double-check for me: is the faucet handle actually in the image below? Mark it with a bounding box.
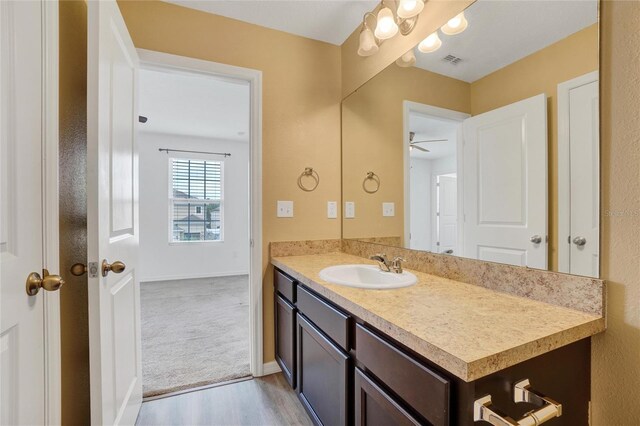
[391,257,406,273]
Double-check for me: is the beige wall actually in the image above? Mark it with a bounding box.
[593,1,640,424]
[342,65,470,240]
[341,0,473,97]
[471,24,599,270]
[117,0,343,363]
[59,1,90,424]
[342,25,598,272]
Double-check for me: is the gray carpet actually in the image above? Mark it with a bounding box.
[141,276,251,397]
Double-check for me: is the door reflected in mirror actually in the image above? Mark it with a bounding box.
[341,0,600,277]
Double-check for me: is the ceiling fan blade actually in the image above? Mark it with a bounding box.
[411,139,449,144]
[411,145,430,153]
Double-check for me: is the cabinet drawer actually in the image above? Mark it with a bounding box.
[297,285,350,351]
[275,294,296,388]
[355,367,421,426]
[275,268,296,303]
[356,324,450,426]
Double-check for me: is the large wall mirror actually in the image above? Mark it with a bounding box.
[342,0,600,278]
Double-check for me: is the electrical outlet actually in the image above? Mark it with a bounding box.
[327,201,338,219]
[345,202,355,219]
[382,202,395,217]
[277,200,294,218]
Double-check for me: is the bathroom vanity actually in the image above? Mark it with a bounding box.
[272,251,604,426]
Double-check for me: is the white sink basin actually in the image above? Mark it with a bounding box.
[319,264,417,289]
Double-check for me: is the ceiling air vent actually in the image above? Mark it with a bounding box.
[442,54,462,65]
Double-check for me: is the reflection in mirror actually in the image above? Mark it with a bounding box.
[342,0,600,277]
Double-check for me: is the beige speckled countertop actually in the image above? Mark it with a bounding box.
[272,252,605,382]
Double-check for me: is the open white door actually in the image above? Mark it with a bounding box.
[87,1,142,424]
[1,1,60,424]
[462,94,547,268]
[436,175,457,254]
[568,80,599,277]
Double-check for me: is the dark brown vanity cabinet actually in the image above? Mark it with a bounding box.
[297,313,350,426]
[274,270,297,388]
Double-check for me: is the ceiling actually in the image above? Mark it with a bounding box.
[414,0,598,82]
[138,68,250,141]
[163,0,378,45]
[409,113,458,160]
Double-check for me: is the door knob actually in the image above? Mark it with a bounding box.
[26,269,65,296]
[101,259,126,277]
[530,235,543,244]
[70,263,87,276]
[572,236,587,246]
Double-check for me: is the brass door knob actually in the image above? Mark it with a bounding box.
[102,259,126,277]
[70,263,87,276]
[26,269,65,296]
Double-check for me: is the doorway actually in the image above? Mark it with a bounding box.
[136,51,262,397]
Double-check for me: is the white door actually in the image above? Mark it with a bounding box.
[87,1,142,424]
[1,1,59,424]
[569,80,599,277]
[436,175,457,254]
[462,94,547,268]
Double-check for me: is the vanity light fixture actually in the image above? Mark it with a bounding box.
[357,0,423,57]
[397,0,424,19]
[395,49,416,67]
[441,11,468,35]
[418,31,442,53]
[374,6,399,40]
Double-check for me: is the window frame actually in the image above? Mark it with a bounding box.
[167,156,225,244]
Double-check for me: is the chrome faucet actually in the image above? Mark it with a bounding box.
[369,253,391,272]
[391,257,406,274]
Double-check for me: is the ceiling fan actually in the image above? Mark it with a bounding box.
[409,131,448,153]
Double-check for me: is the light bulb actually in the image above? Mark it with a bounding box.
[441,12,468,35]
[357,27,379,57]
[374,7,398,40]
[397,0,424,19]
[395,50,416,67]
[418,32,442,53]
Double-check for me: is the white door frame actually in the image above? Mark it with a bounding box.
[42,1,61,424]
[402,101,469,249]
[557,71,599,274]
[135,49,264,376]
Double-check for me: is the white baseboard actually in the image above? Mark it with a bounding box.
[262,361,282,376]
[141,270,249,283]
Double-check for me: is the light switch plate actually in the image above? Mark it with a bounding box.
[382,202,395,217]
[277,200,294,218]
[327,201,338,219]
[345,202,355,219]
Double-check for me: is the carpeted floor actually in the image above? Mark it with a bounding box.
[141,275,251,397]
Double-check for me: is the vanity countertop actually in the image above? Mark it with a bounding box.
[271,252,605,382]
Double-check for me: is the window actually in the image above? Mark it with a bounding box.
[169,158,223,242]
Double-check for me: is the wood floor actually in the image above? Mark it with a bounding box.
[135,373,312,426]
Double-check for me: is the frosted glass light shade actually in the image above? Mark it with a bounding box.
[374,7,398,40]
[441,12,468,35]
[418,32,442,53]
[358,27,379,56]
[397,0,424,19]
[395,50,416,67]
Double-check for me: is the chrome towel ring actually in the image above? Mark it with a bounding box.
[363,171,380,194]
[298,167,320,192]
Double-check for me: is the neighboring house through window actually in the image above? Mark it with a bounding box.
[170,158,223,242]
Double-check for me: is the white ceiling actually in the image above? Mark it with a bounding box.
[409,113,458,160]
[138,68,250,141]
[413,0,598,83]
[163,0,378,45]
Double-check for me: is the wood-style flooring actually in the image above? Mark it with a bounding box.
[135,373,312,426]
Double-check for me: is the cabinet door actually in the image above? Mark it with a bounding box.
[275,294,296,388]
[355,368,421,426]
[297,313,349,426]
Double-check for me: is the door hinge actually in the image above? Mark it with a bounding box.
[436,241,440,246]
[250,238,254,248]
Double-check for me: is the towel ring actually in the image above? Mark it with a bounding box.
[298,167,320,192]
[363,171,380,194]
